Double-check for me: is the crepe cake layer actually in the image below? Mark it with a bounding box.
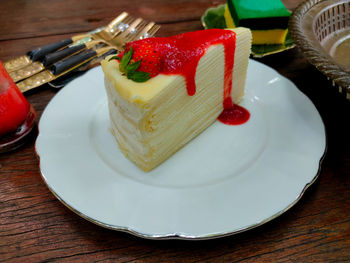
[225,0,290,44]
[101,28,252,171]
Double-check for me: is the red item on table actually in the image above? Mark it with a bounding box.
[0,61,31,137]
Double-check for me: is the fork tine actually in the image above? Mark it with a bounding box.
[110,20,160,51]
[117,15,135,30]
[146,24,161,38]
[95,15,134,41]
[108,16,135,38]
[123,20,147,43]
[105,12,129,32]
[133,21,155,40]
[109,18,142,50]
[117,18,143,39]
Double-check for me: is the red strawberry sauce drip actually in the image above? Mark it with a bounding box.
[0,61,30,137]
[125,29,250,125]
[218,98,250,125]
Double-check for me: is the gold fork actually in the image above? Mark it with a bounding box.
[16,17,160,93]
[4,12,160,91]
[110,20,161,51]
[8,40,104,83]
[93,12,134,41]
[3,12,130,74]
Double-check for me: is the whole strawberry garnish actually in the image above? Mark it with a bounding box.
[130,40,161,78]
[109,40,162,82]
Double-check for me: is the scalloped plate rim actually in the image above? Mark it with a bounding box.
[35,61,326,240]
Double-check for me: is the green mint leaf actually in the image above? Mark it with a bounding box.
[127,71,151,83]
[119,62,125,73]
[108,55,121,62]
[126,59,142,74]
[120,46,133,73]
[117,46,152,83]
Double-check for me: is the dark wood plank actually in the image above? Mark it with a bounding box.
[0,0,220,40]
[0,21,204,62]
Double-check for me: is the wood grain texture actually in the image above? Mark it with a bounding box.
[0,0,217,40]
[1,0,350,262]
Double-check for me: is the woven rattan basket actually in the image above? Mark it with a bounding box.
[290,0,350,99]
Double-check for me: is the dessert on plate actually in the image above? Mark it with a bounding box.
[101,28,252,171]
[224,0,291,44]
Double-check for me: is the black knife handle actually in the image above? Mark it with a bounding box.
[51,49,97,75]
[42,44,85,67]
[101,48,117,58]
[27,38,73,61]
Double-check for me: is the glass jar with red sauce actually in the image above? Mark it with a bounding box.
[0,61,36,152]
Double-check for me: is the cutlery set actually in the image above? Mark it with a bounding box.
[3,12,160,93]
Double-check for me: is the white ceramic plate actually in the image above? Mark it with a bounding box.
[36,60,326,240]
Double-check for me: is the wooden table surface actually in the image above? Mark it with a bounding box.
[1,0,350,262]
